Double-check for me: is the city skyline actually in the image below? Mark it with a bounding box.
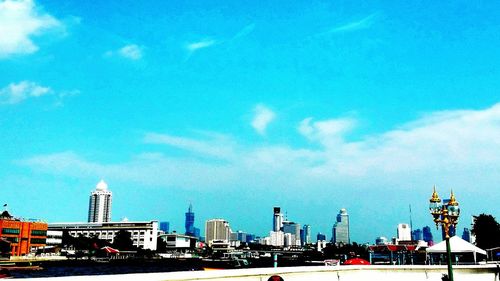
[1,0,500,243]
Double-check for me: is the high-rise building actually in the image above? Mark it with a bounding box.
[270,231,284,247]
[411,229,423,241]
[332,208,350,244]
[462,228,471,242]
[88,180,112,223]
[397,223,411,241]
[422,226,434,245]
[159,221,170,233]
[273,207,283,232]
[185,203,195,236]
[205,219,231,246]
[282,221,301,246]
[302,224,311,245]
[317,232,327,241]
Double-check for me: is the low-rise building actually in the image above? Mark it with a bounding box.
[0,211,48,256]
[48,220,158,250]
[158,233,197,251]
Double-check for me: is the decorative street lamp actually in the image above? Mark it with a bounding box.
[429,186,460,281]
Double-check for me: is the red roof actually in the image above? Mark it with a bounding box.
[101,246,120,254]
[343,258,370,265]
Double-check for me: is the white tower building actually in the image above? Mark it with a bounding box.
[88,180,112,223]
[397,223,411,241]
[205,219,231,246]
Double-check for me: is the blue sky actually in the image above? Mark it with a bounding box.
[1,0,499,243]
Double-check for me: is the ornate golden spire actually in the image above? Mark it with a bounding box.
[430,185,441,202]
[448,189,458,206]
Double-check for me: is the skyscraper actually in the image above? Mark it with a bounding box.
[397,223,411,241]
[185,203,195,236]
[273,207,283,232]
[422,226,434,245]
[282,221,301,246]
[302,224,311,245]
[411,229,423,241]
[462,227,471,242]
[332,208,350,244]
[205,219,231,246]
[159,221,170,233]
[88,180,112,223]
[317,232,326,241]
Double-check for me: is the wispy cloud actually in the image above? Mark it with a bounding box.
[144,132,236,160]
[0,0,62,58]
[232,23,256,40]
[251,104,276,135]
[186,39,216,52]
[0,81,52,104]
[0,81,79,106]
[321,13,378,35]
[17,103,500,193]
[105,44,143,60]
[118,44,142,60]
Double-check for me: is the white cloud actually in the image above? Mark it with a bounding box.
[319,13,378,36]
[105,44,143,60]
[0,80,52,104]
[251,104,276,135]
[144,132,236,160]
[16,103,500,193]
[0,0,61,58]
[232,23,255,40]
[118,44,142,60]
[186,39,216,52]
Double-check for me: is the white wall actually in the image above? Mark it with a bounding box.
[18,265,499,281]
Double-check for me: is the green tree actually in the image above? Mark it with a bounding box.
[156,236,167,253]
[471,214,500,249]
[112,230,135,250]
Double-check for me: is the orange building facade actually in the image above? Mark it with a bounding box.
[0,212,47,256]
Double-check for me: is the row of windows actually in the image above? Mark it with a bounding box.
[2,228,20,234]
[31,230,47,236]
[30,238,46,244]
[4,237,19,243]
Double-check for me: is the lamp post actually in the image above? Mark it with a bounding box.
[429,186,460,281]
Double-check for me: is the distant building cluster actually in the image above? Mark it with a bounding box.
[1,179,481,260]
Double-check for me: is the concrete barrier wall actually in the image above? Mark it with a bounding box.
[22,264,500,281]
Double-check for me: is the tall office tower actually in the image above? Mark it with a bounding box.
[303,224,311,245]
[185,203,195,236]
[205,219,231,246]
[462,228,471,242]
[397,223,412,241]
[88,180,112,223]
[317,232,326,241]
[159,222,170,233]
[282,221,301,246]
[273,207,283,231]
[422,226,434,245]
[332,208,350,244]
[411,229,423,241]
[193,227,200,239]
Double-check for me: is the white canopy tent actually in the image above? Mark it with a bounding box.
[426,236,487,263]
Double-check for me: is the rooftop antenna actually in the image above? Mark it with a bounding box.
[409,204,413,231]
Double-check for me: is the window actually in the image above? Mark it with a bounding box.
[5,237,19,243]
[2,228,20,234]
[31,230,47,236]
[30,238,46,244]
